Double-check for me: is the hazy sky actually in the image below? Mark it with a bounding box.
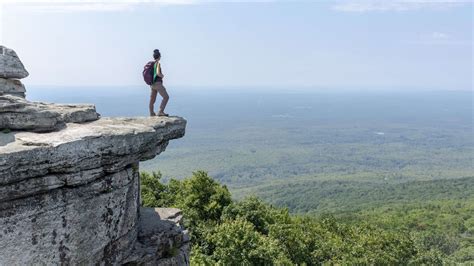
[1,0,472,90]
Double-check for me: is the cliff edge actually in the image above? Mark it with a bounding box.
[0,46,189,265]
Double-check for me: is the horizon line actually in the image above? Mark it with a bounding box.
[25,84,473,92]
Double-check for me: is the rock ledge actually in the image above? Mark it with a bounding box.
[0,116,188,265]
[0,94,100,132]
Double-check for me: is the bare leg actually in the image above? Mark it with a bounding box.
[149,87,158,116]
[156,83,169,116]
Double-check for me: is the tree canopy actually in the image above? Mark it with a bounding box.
[140,171,473,265]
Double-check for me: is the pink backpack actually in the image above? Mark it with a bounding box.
[143,61,155,85]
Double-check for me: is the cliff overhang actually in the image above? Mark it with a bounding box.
[0,46,189,265]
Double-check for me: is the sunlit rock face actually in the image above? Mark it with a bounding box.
[0,46,189,265]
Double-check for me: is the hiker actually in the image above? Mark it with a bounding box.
[145,49,169,117]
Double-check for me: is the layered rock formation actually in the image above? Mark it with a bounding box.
[0,46,29,79]
[0,94,99,132]
[0,45,29,97]
[0,46,189,265]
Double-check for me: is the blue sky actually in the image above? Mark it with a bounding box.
[1,1,472,91]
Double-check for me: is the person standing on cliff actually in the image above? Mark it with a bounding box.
[149,49,169,117]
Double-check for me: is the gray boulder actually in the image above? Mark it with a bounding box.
[0,78,26,98]
[0,94,100,132]
[0,46,29,79]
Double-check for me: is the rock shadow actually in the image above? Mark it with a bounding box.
[122,207,190,265]
[0,131,15,146]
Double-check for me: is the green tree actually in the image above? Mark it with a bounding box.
[140,171,169,207]
[222,196,290,234]
[174,171,232,226]
[269,217,323,265]
[205,219,291,265]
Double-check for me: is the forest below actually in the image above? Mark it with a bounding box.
[141,171,474,264]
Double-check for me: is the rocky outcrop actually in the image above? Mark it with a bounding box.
[0,46,28,98]
[0,116,186,199]
[0,46,189,265]
[0,46,29,79]
[0,116,187,265]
